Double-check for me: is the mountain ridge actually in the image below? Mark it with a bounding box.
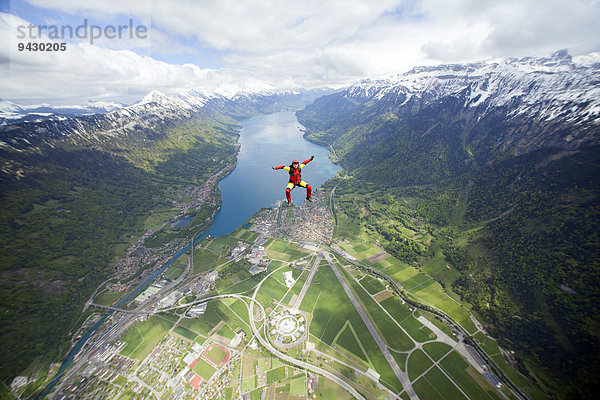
[307,50,599,158]
[0,88,320,387]
[297,50,599,398]
[0,86,335,126]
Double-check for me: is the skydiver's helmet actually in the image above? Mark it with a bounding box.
[291,159,299,168]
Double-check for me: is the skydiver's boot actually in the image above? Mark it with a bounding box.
[306,185,312,202]
[286,188,292,206]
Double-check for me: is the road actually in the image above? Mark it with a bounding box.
[325,254,418,400]
[49,252,196,397]
[247,270,368,400]
[82,277,115,313]
[293,253,321,309]
[156,290,368,400]
[53,181,524,400]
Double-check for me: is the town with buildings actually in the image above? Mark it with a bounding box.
[15,195,521,400]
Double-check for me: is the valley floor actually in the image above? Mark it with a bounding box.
[18,190,541,400]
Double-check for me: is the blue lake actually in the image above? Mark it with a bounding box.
[204,111,341,236]
[37,111,340,398]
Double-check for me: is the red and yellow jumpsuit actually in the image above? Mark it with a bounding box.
[273,157,313,204]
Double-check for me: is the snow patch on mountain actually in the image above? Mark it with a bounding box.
[86,100,124,113]
[0,98,25,119]
[345,50,600,125]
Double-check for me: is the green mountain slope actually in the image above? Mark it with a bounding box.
[0,116,237,385]
[0,91,309,387]
[298,88,600,397]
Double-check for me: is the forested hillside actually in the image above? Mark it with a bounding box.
[0,90,307,387]
[298,52,600,398]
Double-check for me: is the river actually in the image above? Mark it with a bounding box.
[37,111,340,398]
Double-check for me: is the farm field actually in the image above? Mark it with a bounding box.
[439,352,502,400]
[300,263,404,392]
[120,317,173,360]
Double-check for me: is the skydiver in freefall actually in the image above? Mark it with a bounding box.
[272,156,314,206]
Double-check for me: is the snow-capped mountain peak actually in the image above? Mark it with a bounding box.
[130,89,200,113]
[175,89,222,108]
[345,50,600,126]
[140,90,172,105]
[0,97,25,119]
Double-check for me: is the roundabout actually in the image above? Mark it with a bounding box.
[268,308,307,349]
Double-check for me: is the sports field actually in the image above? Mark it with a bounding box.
[193,357,216,381]
[204,343,230,367]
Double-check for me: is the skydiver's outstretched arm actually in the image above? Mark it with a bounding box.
[272,165,288,171]
[303,156,314,164]
[300,156,314,169]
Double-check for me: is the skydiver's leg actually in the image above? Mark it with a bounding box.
[286,182,295,205]
[299,180,312,201]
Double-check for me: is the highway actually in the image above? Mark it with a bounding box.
[51,182,526,400]
[152,290,368,400]
[325,254,418,400]
[247,267,368,400]
[293,253,321,309]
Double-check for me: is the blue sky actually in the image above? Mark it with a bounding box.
[5,0,224,66]
[1,0,599,105]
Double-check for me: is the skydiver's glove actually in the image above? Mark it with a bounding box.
[272,165,276,170]
[310,156,314,160]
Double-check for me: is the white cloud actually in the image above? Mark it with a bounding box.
[2,0,600,105]
[1,13,230,104]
